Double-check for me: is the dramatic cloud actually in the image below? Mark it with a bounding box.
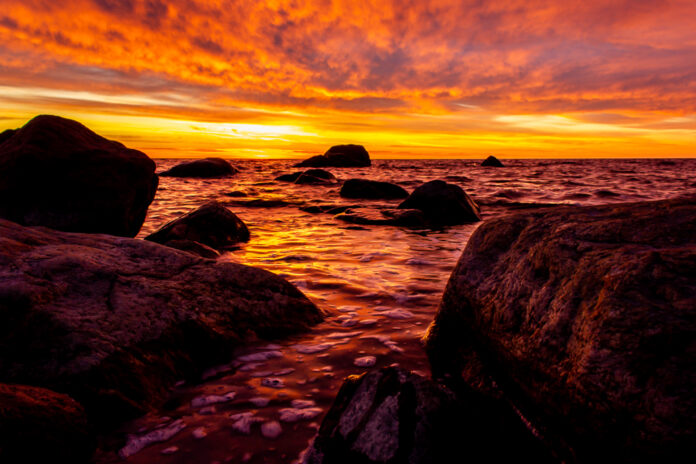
[0,0,694,157]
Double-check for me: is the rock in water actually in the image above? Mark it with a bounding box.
[296,145,371,168]
[0,384,94,463]
[145,201,250,252]
[159,157,238,178]
[339,179,408,199]
[425,197,696,462]
[398,180,480,225]
[481,155,504,167]
[303,367,552,464]
[0,115,158,237]
[295,169,338,185]
[0,219,322,427]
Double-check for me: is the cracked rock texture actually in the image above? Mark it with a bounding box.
[0,219,322,427]
[426,197,696,462]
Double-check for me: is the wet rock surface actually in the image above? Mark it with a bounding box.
[276,169,337,185]
[398,180,481,225]
[340,179,408,199]
[481,155,504,167]
[335,207,426,227]
[0,115,158,237]
[303,366,552,464]
[296,145,371,168]
[0,383,94,463]
[425,197,696,462]
[0,218,322,428]
[145,201,250,252]
[159,157,238,178]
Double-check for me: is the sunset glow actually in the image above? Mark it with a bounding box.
[1,0,695,158]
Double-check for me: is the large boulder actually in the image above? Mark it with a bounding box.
[0,219,322,427]
[340,179,408,199]
[296,145,371,168]
[276,169,337,185]
[159,157,238,178]
[145,201,249,253]
[425,198,696,462]
[0,384,94,463]
[303,367,552,464]
[481,155,504,167]
[398,180,481,225]
[0,115,158,237]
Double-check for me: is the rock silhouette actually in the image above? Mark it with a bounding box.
[398,180,481,225]
[340,178,408,199]
[296,145,371,167]
[160,157,238,177]
[0,115,158,237]
[481,155,504,167]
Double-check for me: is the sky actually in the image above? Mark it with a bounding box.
[1,0,695,159]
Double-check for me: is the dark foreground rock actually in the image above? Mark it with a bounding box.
[0,218,322,428]
[425,197,696,462]
[303,367,553,464]
[0,384,94,463]
[159,157,238,178]
[296,145,371,168]
[398,180,481,225]
[340,179,408,199]
[145,201,249,254]
[0,115,158,237]
[481,155,504,167]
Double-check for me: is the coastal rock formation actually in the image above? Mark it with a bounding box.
[425,197,696,462]
[335,207,426,227]
[295,169,338,185]
[0,384,93,463]
[159,157,238,178]
[398,180,481,225]
[0,218,322,427]
[296,145,371,168]
[145,201,249,253]
[303,367,552,464]
[339,179,408,199]
[0,115,158,237]
[276,169,337,185]
[481,155,504,167]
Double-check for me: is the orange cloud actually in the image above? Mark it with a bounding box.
[0,0,695,157]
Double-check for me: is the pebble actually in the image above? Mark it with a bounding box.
[261,421,283,439]
[119,419,186,458]
[237,350,283,362]
[382,309,414,319]
[279,407,323,422]
[249,397,271,407]
[292,343,335,354]
[191,391,236,408]
[354,356,377,367]
[291,399,316,409]
[261,377,285,388]
[230,412,261,434]
[161,446,179,455]
[192,427,207,439]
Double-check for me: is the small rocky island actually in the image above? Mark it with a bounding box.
[296,144,371,167]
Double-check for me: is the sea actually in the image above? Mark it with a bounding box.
[100,158,695,463]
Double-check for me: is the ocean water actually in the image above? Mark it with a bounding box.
[103,159,695,463]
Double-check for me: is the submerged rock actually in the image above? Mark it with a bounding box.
[146,201,249,252]
[0,115,158,237]
[339,179,408,199]
[480,155,504,167]
[276,169,337,185]
[0,384,93,463]
[303,367,551,464]
[159,157,238,178]
[335,207,426,227]
[0,218,321,427]
[296,145,371,168]
[398,180,481,225]
[425,197,696,462]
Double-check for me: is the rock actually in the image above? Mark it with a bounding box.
[339,179,408,199]
[335,207,426,227]
[0,128,17,144]
[276,169,337,185]
[0,383,94,463]
[295,169,337,185]
[159,239,220,258]
[303,367,551,464]
[159,157,237,178]
[0,115,158,237]
[145,201,249,251]
[425,197,696,462]
[0,219,322,427]
[398,180,481,225]
[225,191,248,197]
[481,155,504,167]
[296,145,371,168]
[275,172,303,182]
